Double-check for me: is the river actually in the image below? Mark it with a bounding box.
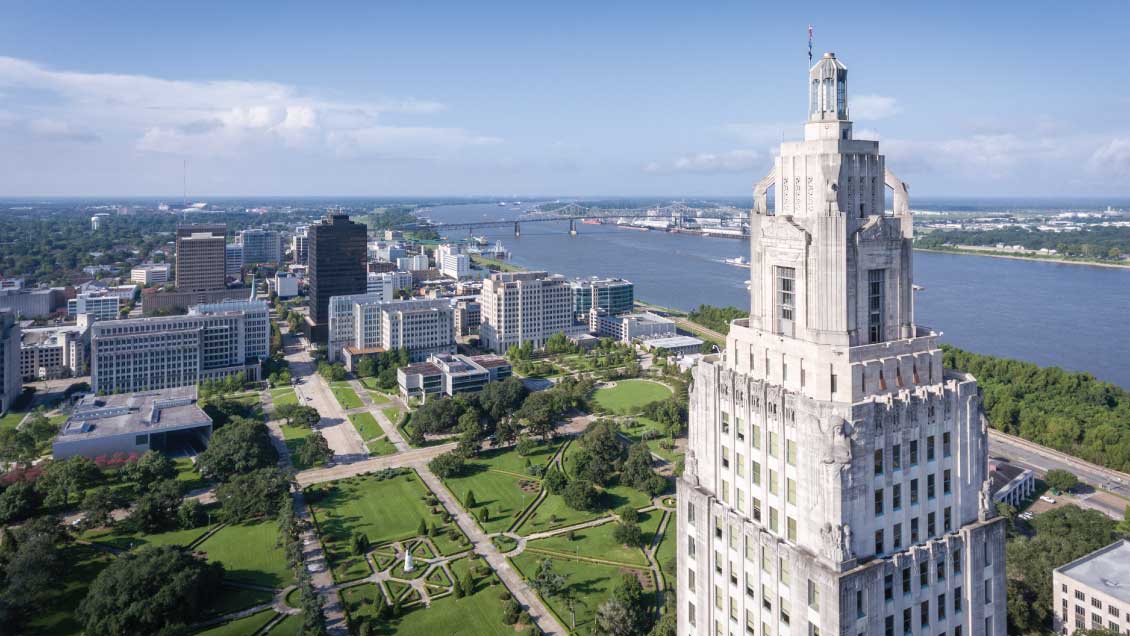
[423,203,1130,388]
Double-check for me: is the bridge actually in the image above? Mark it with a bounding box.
[401,202,750,237]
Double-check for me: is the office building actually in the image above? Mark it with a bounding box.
[454,299,481,336]
[307,212,367,343]
[225,244,244,278]
[21,324,88,380]
[291,225,309,264]
[0,278,24,291]
[52,387,212,460]
[327,295,455,367]
[176,224,227,291]
[1053,540,1130,635]
[372,242,406,263]
[589,309,675,343]
[397,353,512,401]
[131,264,171,285]
[91,213,110,231]
[571,277,634,317]
[68,292,121,321]
[677,53,1006,636]
[366,271,411,299]
[238,228,283,264]
[273,272,300,299]
[140,287,252,315]
[91,299,269,394]
[0,287,65,319]
[437,244,471,279]
[397,254,430,271]
[479,271,577,352]
[0,312,20,415]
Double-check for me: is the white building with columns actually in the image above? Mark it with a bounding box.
[677,53,1006,636]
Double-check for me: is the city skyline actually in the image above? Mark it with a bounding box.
[1,1,1129,197]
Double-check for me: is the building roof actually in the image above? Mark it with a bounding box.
[642,335,705,348]
[57,386,211,445]
[400,362,442,376]
[471,355,511,369]
[21,324,85,348]
[1057,540,1130,604]
[344,346,387,356]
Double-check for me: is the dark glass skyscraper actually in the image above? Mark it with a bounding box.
[307,212,367,343]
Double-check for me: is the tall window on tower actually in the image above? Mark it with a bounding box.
[868,269,885,343]
[776,266,796,336]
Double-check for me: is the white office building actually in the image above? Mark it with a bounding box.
[396,254,430,271]
[273,272,300,299]
[677,53,1006,636]
[131,264,171,285]
[479,270,577,352]
[292,226,309,264]
[437,244,471,279]
[589,309,676,343]
[1053,540,1130,635]
[90,299,269,394]
[327,294,455,364]
[20,324,88,380]
[366,271,412,298]
[68,292,121,321]
[238,228,283,264]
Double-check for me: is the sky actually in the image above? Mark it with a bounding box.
[1,0,1129,198]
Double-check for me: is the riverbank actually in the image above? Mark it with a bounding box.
[914,247,1130,269]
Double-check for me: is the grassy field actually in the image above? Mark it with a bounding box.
[267,613,302,635]
[281,423,322,471]
[329,382,364,410]
[655,512,676,589]
[381,406,403,425]
[194,609,277,636]
[306,470,453,582]
[526,519,649,567]
[203,586,276,618]
[271,387,299,411]
[510,551,647,633]
[84,521,215,552]
[0,410,26,430]
[593,380,672,413]
[23,543,114,636]
[345,557,516,636]
[197,520,295,588]
[444,469,538,534]
[366,436,397,456]
[619,418,682,464]
[350,412,384,440]
[174,456,209,491]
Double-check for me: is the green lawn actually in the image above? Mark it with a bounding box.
[23,543,114,636]
[197,520,295,588]
[174,456,209,492]
[367,436,397,456]
[510,552,648,633]
[593,380,672,413]
[381,406,403,425]
[368,391,392,404]
[0,410,26,431]
[84,522,215,552]
[330,382,363,410]
[526,519,649,566]
[267,613,303,636]
[444,468,539,534]
[517,490,603,535]
[306,470,453,582]
[203,586,276,618]
[195,609,277,636]
[350,412,384,440]
[345,558,516,636]
[655,512,676,590]
[474,441,560,474]
[271,387,299,411]
[281,423,324,471]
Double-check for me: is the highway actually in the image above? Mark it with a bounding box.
[988,429,1129,519]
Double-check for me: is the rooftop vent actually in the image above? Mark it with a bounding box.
[1102,578,1123,588]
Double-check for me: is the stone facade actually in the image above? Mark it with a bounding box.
[676,53,1006,636]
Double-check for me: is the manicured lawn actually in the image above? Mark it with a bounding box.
[511,551,648,633]
[637,509,664,548]
[593,379,672,413]
[330,382,363,410]
[281,423,323,471]
[271,387,299,411]
[655,512,676,589]
[84,522,215,552]
[526,519,649,566]
[268,613,303,636]
[175,456,209,491]
[350,412,384,440]
[368,391,392,404]
[203,586,276,618]
[443,466,540,534]
[24,543,114,636]
[474,441,560,475]
[195,609,277,636]
[381,406,403,425]
[367,436,397,456]
[517,490,603,535]
[430,523,472,556]
[198,520,295,588]
[306,470,453,582]
[226,392,262,409]
[0,410,26,431]
[346,557,516,636]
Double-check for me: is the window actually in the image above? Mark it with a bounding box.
[911,518,920,543]
[874,449,884,476]
[769,507,779,533]
[721,446,730,468]
[902,568,911,595]
[954,587,962,613]
[786,440,797,466]
[936,557,946,581]
[927,435,936,462]
[688,502,696,524]
[875,529,884,555]
[902,608,912,635]
[688,602,696,626]
[893,444,902,470]
[777,266,796,335]
[857,590,865,618]
[135,434,149,445]
[752,460,761,486]
[688,537,696,559]
[875,489,884,515]
[808,579,820,610]
[787,516,797,541]
[752,497,762,522]
[787,478,797,505]
[688,569,696,592]
[868,269,885,343]
[944,507,953,532]
[780,557,791,587]
[737,453,745,477]
[910,478,919,506]
[952,549,962,574]
[893,484,902,510]
[884,573,893,601]
[909,440,919,466]
[943,432,951,457]
[927,474,936,499]
[919,562,928,588]
[985,581,992,604]
[920,601,929,627]
[768,432,779,457]
[893,523,903,550]
[927,512,936,537]
[943,469,952,495]
[769,470,779,495]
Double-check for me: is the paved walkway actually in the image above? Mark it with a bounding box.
[346,379,411,452]
[295,443,457,487]
[285,343,368,462]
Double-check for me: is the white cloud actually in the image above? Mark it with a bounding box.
[851,94,899,120]
[0,56,490,158]
[644,150,760,175]
[1088,138,1130,177]
[720,123,789,145]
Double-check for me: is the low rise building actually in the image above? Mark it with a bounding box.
[131,264,171,285]
[0,287,65,319]
[366,271,412,297]
[638,334,704,356]
[140,286,252,315]
[68,292,121,321]
[397,353,512,400]
[589,309,675,343]
[1053,540,1130,635]
[988,458,1036,508]
[396,254,430,271]
[273,272,300,298]
[52,387,212,459]
[20,324,88,380]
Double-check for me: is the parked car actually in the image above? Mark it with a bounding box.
[1039,495,1056,504]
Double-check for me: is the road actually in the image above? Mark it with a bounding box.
[282,339,368,462]
[988,429,1129,519]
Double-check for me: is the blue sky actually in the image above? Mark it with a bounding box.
[1,0,1128,197]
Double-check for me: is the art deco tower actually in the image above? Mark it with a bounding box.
[676,53,1006,636]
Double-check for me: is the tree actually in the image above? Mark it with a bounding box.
[123,450,176,488]
[38,456,102,507]
[621,443,656,492]
[0,480,41,524]
[298,431,333,467]
[1044,469,1079,493]
[215,468,290,522]
[465,490,477,509]
[178,498,209,529]
[290,405,321,428]
[531,558,565,598]
[351,532,369,556]
[356,356,378,378]
[613,521,642,548]
[77,545,225,636]
[0,427,37,464]
[563,479,599,511]
[611,573,648,634]
[1119,505,1130,536]
[618,505,639,524]
[129,479,184,533]
[428,451,466,478]
[543,468,567,495]
[81,487,124,529]
[0,519,66,626]
[591,599,633,636]
[197,417,277,480]
[515,436,537,456]
[516,392,558,440]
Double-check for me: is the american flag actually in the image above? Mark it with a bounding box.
[808,25,814,64]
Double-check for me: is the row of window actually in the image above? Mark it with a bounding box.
[874,435,951,475]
